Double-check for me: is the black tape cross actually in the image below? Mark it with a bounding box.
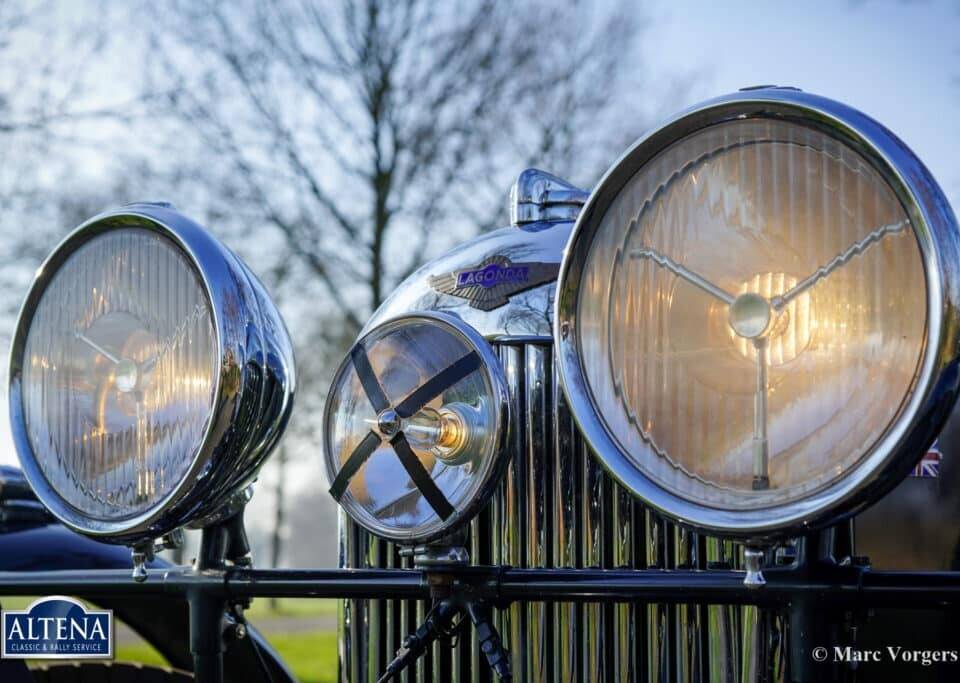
[390,432,456,521]
[328,344,481,522]
[328,430,381,501]
[350,344,389,413]
[394,351,481,419]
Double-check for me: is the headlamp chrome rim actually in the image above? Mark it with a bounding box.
[554,88,960,538]
[322,310,510,545]
[8,203,296,544]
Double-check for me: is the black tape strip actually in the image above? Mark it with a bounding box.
[329,430,382,501]
[389,432,455,520]
[351,343,390,413]
[394,351,482,419]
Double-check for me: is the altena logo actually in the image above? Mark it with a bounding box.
[2,596,112,659]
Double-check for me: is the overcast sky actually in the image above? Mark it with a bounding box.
[643,0,960,207]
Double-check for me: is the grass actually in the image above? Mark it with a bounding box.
[3,594,338,618]
[245,600,339,683]
[114,642,169,669]
[114,631,339,683]
[1,596,44,610]
[246,597,339,619]
[32,630,340,683]
[256,631,338,683]
[4,595,340,683]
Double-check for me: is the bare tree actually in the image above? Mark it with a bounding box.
[0,2,157,334]
[137,0,656,568]
[145,0,645,331]
[0,1,121,196]
[0,1,672,568]
[0,1,106,337]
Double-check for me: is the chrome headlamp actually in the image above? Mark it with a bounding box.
[323,312,509,544]
[8,204,295,544]
[556,89,960,537]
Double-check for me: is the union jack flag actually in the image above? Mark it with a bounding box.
[910,441,943,478]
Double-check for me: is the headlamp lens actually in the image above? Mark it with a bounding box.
[577,118,926,510]
[324,314,506,542]
[20,228,218,520]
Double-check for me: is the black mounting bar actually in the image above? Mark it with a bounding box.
[2,560,958,683]
[0,564,958,608]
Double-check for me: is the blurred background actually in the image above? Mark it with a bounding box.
[0,1,958,680]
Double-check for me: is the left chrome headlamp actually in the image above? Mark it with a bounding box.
[8,203,295,545]
[323,312,509,544]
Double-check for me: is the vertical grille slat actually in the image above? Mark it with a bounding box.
[524,344,552,683]
[340,509,363,683]
[674,527,701,683]
[399,552,414,683]
[367,537,384,682]
[582,440,607,682]
[498,344,527,680]
[552,358,580,683]
[646,510,669,682]
[613,484,639,683]
[469,514,487,683]
[339,339,769,682]
[707,538,741,683]
[415,597,428,683]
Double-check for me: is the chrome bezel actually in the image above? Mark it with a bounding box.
[555,89,960,538]
[8,204,296,544]
[322,311,511,545]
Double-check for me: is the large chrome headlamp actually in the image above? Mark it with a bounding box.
[556,89,960,537]
[323,312,509,544]
[8,204,295,544]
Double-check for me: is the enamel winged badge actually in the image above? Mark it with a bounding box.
[428,255,559,311]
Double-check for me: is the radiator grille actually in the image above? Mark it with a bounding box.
[338,340,778,682]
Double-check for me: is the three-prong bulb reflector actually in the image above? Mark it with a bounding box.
[555,90,960,536]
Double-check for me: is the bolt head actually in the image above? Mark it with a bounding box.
[377,409,401,437]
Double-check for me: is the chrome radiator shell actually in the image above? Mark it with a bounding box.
[337,339,783,683]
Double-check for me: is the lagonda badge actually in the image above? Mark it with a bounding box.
[429,255,559,311]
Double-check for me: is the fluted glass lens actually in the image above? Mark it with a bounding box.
[579,119,926,509]
[325,318,498,541]
[21,229,218,520]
